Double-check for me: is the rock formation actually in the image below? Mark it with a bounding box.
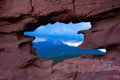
[78,15,120,66]
[0,0,120,80]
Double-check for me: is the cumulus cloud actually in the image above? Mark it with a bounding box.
[34,22,91,36]
[62,41,83,47]
[98,49,106,52]
[33,37,47,42]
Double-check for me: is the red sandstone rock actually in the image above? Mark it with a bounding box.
[75,0,120,18]
[78,15,120,49]
[0,0,120,80]
[78,15,120,67]
[0,0,32,18]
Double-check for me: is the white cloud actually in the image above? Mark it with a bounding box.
[98,49,106,52]
[62,41,83,47]
[33,37,47,42]
[35,22,91,36]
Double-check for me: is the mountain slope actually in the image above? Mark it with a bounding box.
[33,40,105,63]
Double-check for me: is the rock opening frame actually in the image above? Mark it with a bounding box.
[0,0,120,80]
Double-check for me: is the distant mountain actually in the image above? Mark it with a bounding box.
[35,44,104,58]
[33,40,105,63]
[33,39,64,48]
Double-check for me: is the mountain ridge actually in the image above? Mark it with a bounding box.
[33,40,105,63]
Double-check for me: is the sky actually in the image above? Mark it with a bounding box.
[24,22,91,42]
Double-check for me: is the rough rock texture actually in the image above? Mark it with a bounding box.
[78,14,120,66]
[0,0,120,80]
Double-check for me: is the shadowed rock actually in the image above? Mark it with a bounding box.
[78,15,120,66]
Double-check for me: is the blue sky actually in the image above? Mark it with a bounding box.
[24,22,91,42]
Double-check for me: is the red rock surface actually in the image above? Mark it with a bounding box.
[0,0,120,80]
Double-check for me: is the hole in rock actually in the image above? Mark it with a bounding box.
[24,22,106,64]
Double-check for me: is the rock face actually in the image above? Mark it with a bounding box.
[78,14,120,66]
[0,0,120,80]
